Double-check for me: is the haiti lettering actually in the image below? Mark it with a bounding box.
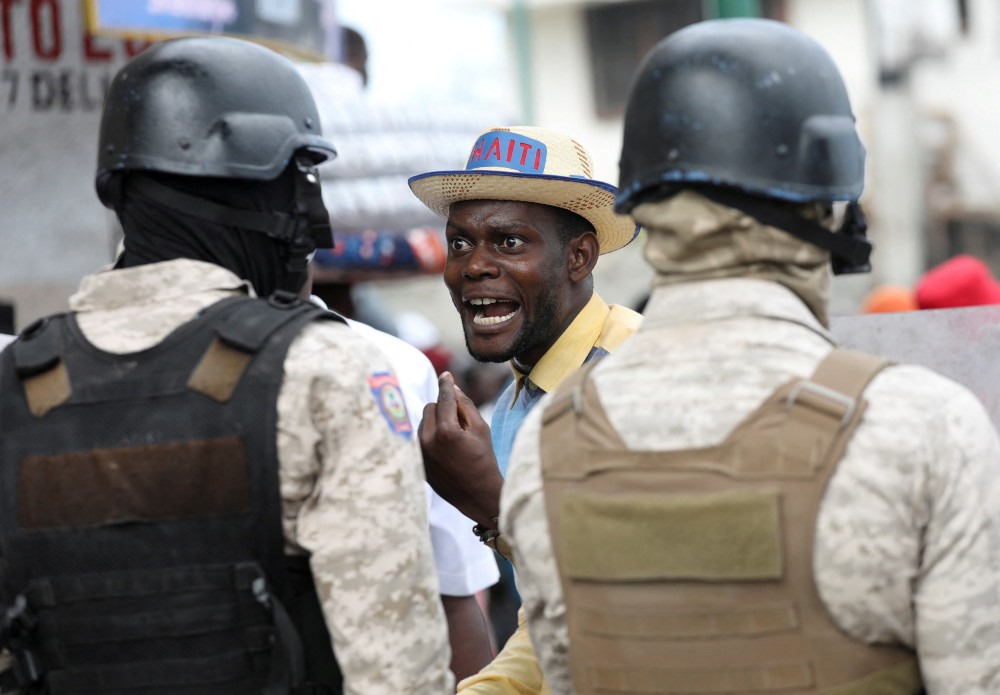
[368,372,412,440]
[466,130,547,174]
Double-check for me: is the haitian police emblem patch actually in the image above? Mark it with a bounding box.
[368,372,412,439]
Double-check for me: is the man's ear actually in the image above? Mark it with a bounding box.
[567,231,599,283]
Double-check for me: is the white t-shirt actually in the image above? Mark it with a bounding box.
[333,309,500,596]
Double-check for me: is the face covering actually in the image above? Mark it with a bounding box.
[634,190,833,326]
[115,162,315,298]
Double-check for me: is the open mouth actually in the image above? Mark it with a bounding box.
[469,297,520,326]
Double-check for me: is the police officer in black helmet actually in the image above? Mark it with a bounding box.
[0,37,452,695]
[616,16,873,281]
[500,19,1000,695]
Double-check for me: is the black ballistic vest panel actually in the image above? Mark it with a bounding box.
[0,294,345,695]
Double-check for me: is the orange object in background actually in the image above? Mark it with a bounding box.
[861,285,918,314]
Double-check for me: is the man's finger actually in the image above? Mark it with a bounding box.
[435,371,459,425]
[453,384,485,432]
[418,402,437,441]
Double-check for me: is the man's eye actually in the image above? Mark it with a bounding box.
[449,238,471,252]
[501,236,525,249]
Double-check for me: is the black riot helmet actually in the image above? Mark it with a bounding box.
[617,19,872,274]
[96,36,337,257]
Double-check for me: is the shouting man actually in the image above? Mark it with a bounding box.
[409,126,641,693]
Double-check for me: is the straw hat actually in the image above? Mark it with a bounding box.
[409,126,639,255]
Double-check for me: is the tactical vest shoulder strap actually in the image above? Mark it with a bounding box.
[189,292,344,403]
[798,347,892,471]
[8,297,249,418]
[12,316,65,378]
[215,292,337,353]
[539,347,893,481]
[11,316,73,418]
[809,347,889,398]
[540,360,626,481]
[541,359,600,427]
[720,348,892,479]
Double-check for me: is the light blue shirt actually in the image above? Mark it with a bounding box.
[491,376,550,478]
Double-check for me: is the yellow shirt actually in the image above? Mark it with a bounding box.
[458,608,552,695]
[464,293,642,695]
[511,292,644,396]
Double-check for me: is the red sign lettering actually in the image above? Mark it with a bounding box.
[83,32,111,61]
[1,0,21,60]
[31,0,61,60]
[124,38,152,58]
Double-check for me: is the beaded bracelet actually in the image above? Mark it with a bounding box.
[472,518,500,545]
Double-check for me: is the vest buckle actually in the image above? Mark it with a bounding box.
[786,379,856,427]
[1,596,38,642]
[268,290,302,309]
[1,595,44,688]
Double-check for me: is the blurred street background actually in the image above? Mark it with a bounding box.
[1,0,996,352]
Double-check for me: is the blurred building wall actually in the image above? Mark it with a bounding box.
[496,0,881,315]
[487,0,1000,315]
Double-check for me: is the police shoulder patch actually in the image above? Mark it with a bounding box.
[368,372,412,440]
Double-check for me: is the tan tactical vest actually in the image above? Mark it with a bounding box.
[539,348,922,695]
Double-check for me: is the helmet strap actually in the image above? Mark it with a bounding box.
[126,163,331,273]
[690,186,873,275]
[292,157,333,251]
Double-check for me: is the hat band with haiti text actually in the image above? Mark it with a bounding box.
[408,125,639,255]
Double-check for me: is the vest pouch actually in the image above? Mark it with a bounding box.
[1,562,301,695]
[560,490,783,583]
[558,490,814,694]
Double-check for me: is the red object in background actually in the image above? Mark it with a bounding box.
[916,255,1000,310]
[421,345,453,376]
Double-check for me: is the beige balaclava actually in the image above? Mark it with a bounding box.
[633,190,835,326]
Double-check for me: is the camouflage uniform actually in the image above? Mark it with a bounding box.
[502,275,1000,695]
[53,258,453,695]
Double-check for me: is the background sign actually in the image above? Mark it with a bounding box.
[1,0,145,325]
[0,1,498,329]
[0,0,337,327]
[85,0,336,60]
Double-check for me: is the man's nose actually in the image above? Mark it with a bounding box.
[463,245,500,279]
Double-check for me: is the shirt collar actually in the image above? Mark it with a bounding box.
[510,292,611,397]
[642,278,832,341]
[69,259,253,312]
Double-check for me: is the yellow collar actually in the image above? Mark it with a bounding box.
[510,293,612,398]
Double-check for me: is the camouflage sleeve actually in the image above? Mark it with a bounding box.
[276,322,453,695]
[500,401,573,695]
[816,365,1000,695]
[915,382,1000,694]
